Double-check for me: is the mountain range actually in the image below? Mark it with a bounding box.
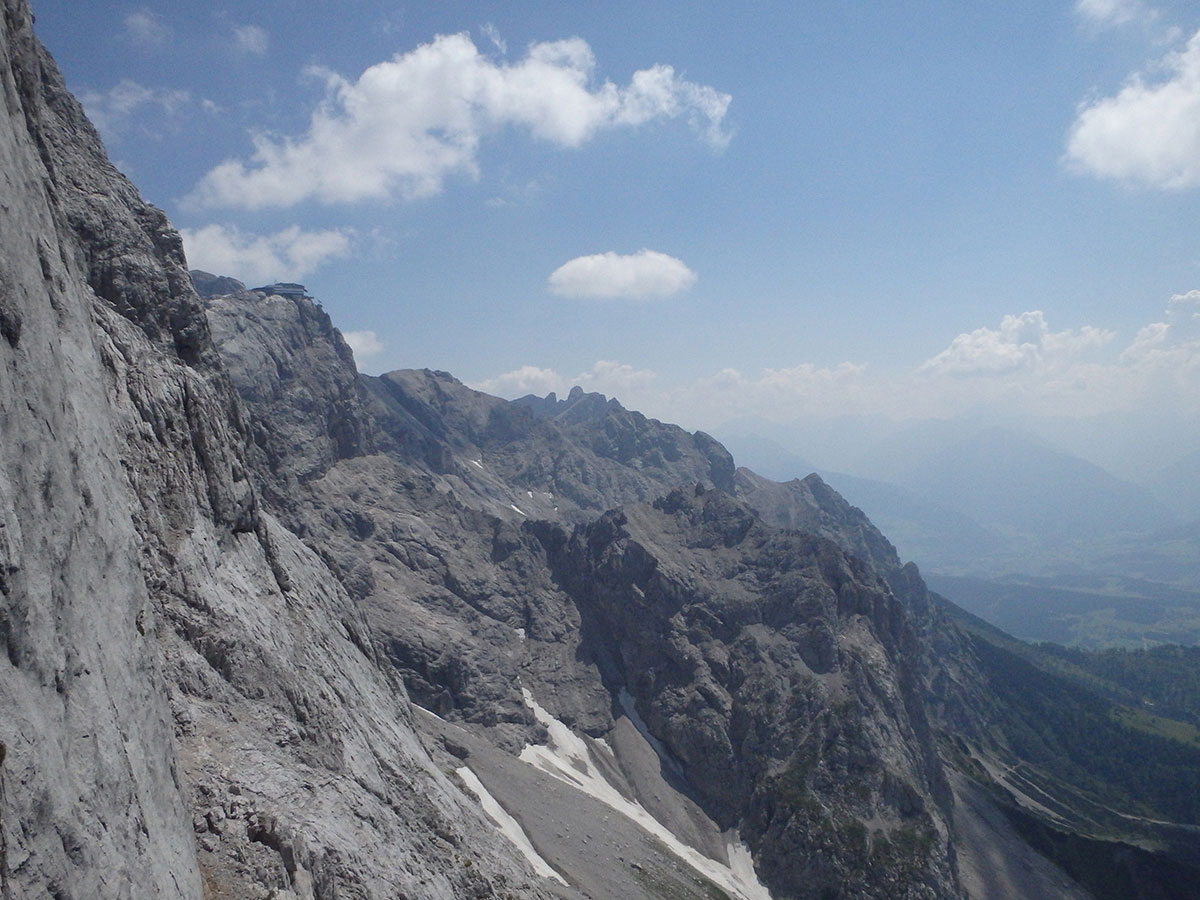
[2,3,1200,898]
[718,418,1200,647]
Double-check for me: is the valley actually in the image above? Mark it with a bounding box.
[2,3,1200,898]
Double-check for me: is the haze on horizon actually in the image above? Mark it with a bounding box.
[30,0,1200,483]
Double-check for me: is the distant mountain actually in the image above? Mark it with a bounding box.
[894,427,1175,545]
[709,430,818,483]
[813,469,1000,572]
[8,5,1200,897]
[1146,447,1200,522]
[718,421,1180,574]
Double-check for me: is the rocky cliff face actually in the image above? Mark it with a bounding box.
[0,5,563,898]
[3,3,1176,898]
[193,278,1109,899]
[199,283,960,897]
[539,486,957,897]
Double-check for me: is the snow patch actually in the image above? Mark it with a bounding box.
[518,689,772,900]
[413,705,448,724]
[456,766,566,884]
[515,627,526,641]
[727,841,768,900]
[510,504,527,517]
[469,459,484,470]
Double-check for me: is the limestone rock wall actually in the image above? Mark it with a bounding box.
[0,2,205,893]
[0,4,559,897]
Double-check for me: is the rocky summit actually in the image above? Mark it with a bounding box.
[2,2,1199,898]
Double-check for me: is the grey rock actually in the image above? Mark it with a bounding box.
[0,5,561,898]
[541,485,959,898]
[191,270,247,299]
[1,3,1153,899]
[195,272,1102,899]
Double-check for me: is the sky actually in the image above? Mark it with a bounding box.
[28,0,1200,479]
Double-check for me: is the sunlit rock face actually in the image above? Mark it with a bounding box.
[3,2,1171,898]
[0,4,559,897]
[199,274,966,897]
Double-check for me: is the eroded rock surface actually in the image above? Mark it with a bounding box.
[200,286,969,897]
[0,5,561,897]
[1,2,1157,898]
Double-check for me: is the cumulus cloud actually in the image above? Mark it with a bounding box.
[124,9,170,46]
[1123,290,1200,362]
[474,360,659,400]
[686,362,881,421]
[233,24,269,56]
[474,365,565,398]
[1075,0,1157,29]
[1066,29,1200,188]
[78,79,190,143]
[473,359,876,426]
[920,311,1115,375]
[577,360,660,394]
[548,250,697,299]
[185,33,731,209]
[179,224,352,284]
[473,301,1200,430]
[342,330,383,361]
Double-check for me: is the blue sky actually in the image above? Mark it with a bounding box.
[29,0,1200,475]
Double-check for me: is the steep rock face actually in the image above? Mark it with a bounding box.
[203,294,748,746]
[366,371,736,518]
[0,7,561,898]
[735,468,904,579]
[202,300,610,741]
[204,288,374,499]
[198,284,1110,900]
[0,4,217,893]
[542,486,958,899]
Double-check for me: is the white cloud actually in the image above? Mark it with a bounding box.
[1123,290,1200,361]
[576,360,660,394]
[473,302,1200,430]
[1167,289,1200,335]
[1075,0,1157,29]
[185,33,731,210]
[474,360,660,400]
[548,250,697,300]
[474,365,564,398]
[1066,30,1200,188]
[481,23,507,56]
[342,330,383,361]
[686,362,881,421]
[919,311,1115,375]
[124,9,170,46]
[233,24,269,56]
[78,79,190,142]
[179,223,353,284]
